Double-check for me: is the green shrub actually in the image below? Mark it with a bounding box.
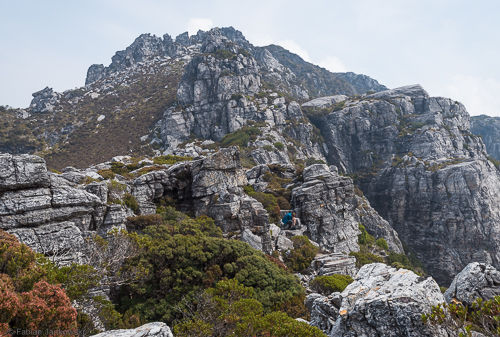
[117,210,304,323]
[126,214,163,230]
[284,236,319,272]
[243,185,280,222]
[310,274,354,295]
[358,224,375,245]
[349,250,384,268]
[98,169,115,180]
[174,279,325,337]
[375,237,389,251]
[387,251,424,275]
[305,158,326,166]
[220,126,261,148]
[123,193,139,213]
[274,142,285,150]
[214,49,236,60]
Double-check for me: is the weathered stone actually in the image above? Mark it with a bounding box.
[292,164,402,254]
[444,262,500,305]
[0,153,50,191]
[311,253,357,277]
[316,85,500,284]
[90,322,173,337]
[331,263,449,337]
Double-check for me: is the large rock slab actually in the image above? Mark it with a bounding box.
[330,263,449,337]
[90,322,173,337]
[0,153,50,191]
[444,262,500,305]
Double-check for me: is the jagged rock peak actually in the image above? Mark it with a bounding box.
[366,84,429,99]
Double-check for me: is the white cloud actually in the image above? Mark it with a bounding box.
[276,39,311,61]
[317,56,347,73]
[442,74,500,117]
[187,18,214,35]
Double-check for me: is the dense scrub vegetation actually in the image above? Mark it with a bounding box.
[173,279,326,337]
[283,236,319,273]
[350,224,424,275]
[114,207,309,330]
[422,296,500,336]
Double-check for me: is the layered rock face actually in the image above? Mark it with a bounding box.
[471,114,500,160]
[308,263,450,337]
[291,164,403,253]
[444,262,500,305]
[313,85,500,284]
[131,147,272,251]
[0,153,106,264]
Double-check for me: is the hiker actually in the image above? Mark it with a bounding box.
[281,211,298,230]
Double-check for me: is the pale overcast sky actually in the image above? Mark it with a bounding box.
[1,0,499,116]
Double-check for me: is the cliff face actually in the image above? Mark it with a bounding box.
[471,114,500,161]
[310,85,500,284]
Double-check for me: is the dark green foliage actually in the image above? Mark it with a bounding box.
[274,142,285,150]
[123,193,139,213]
[220,126,262,148]
[117,209,303,323]
[243,185,281,222]
[310,274,354,295]
[349,250,384,268]
[214,49,237,60]
[305,158,326,166]
[357,224,375,245]
[174,279,325,337]
[284,236,319,272]
[422,296,499,336]
[375,237,389,251]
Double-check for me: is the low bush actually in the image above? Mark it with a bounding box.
[173,279,325,337]
[375,237,389,251]
[310,274,354,295]
[220,126,261,148]
[349,250,384,268]
[284,236,319,273]
[123,193,139,213]
[422,296,499,336]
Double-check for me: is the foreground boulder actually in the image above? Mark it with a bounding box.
[309,263,450,337]
[90,322,173,337]
[444,262,500,305]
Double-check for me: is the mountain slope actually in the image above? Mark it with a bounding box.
[0,27,384,170]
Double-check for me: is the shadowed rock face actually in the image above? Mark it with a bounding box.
[291,164,403,254]
[313,85,500,284]
[471,114,500,161]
